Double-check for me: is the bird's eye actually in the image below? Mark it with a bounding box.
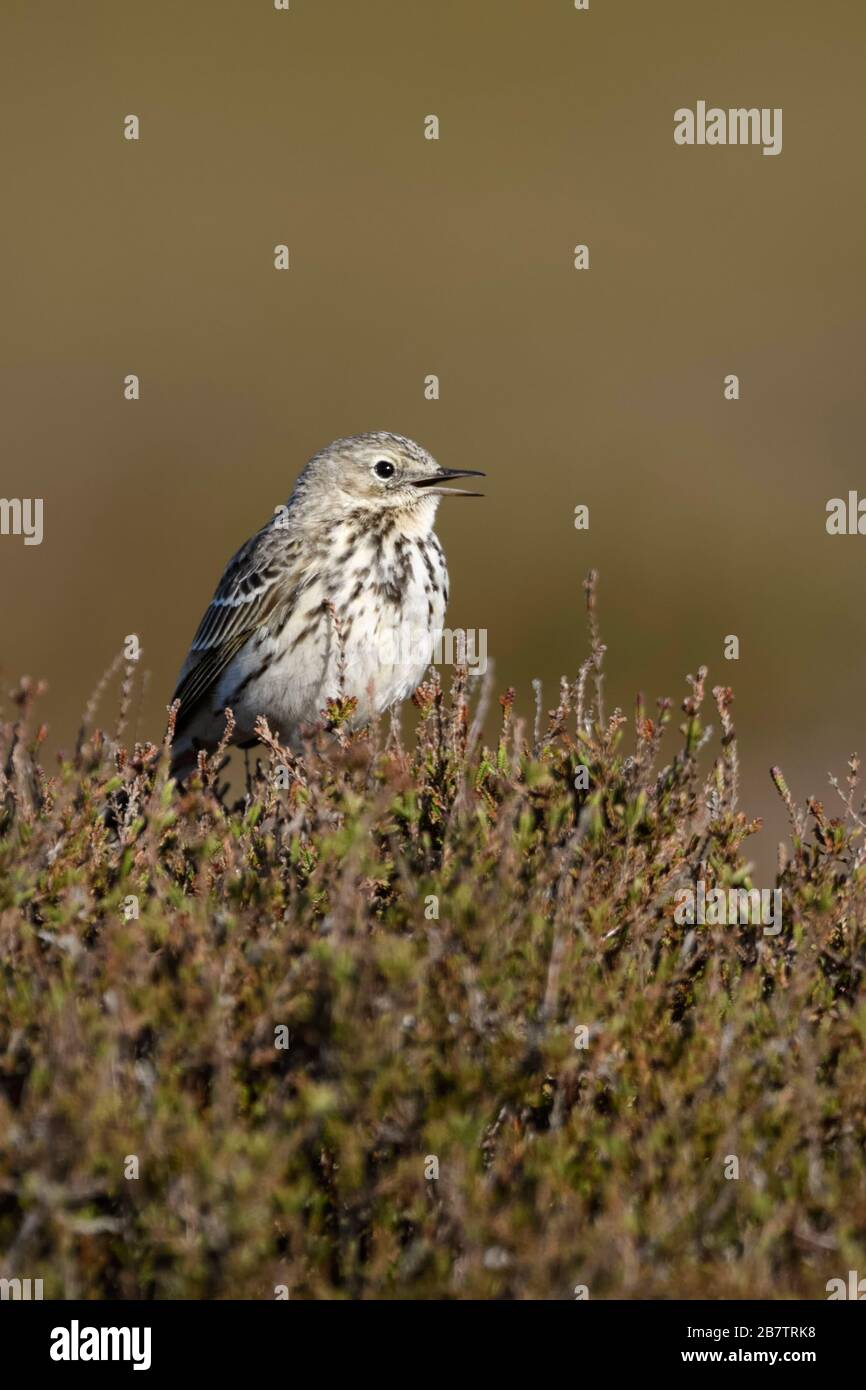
[374,460,396,480]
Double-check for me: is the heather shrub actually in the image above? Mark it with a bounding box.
[1,575,864,1299]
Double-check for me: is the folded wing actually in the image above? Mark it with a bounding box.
[173,526,304,735]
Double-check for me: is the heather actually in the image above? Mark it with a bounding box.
[1,575,864,1299]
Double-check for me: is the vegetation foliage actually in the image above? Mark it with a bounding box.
[1,575,865,1299]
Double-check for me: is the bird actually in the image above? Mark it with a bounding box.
[169,432,484,777]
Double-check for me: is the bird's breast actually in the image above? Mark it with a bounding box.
[230,524,450,732]
[332,528,449,704]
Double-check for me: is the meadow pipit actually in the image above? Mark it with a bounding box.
[170,432,484,775]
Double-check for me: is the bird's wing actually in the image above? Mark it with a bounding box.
[173,525,306,733]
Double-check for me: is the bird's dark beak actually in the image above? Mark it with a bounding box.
[411,468,485,498]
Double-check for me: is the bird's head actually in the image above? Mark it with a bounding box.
[294,432,484,523]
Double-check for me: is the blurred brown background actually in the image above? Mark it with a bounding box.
[1,0,864,877]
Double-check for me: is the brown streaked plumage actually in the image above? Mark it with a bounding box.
[170,432,484,776]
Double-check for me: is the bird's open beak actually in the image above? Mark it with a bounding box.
[410,468,485,497]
